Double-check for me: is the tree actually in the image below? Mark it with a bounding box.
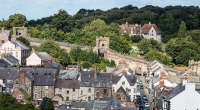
[165,38,200,65]
[144,50,173,66]
[137,39,162,55]
[82,61,92,68]
[16,36,31,49]
[8,14,28,28]
[131,35,141,43]
[0,92,16,108]
[40,40,61,58]
[39,97,54,110]
[178,21,187,38]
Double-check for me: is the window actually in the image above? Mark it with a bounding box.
[72,94,75,100]
[34,92,37,99]
[16,81,18,84]
[59,88,62,92]
[2,39,4,43]
[88,88,91,92]
[88,96,91,100]
[45,86,48,90]
[26,88,29,92]
[16,52,18,57]
[2,87,5,91]
[35,86,37,89]
[3,79,5,83]
[19,95,22,99]
[72,88,75,92]
[66,97,69,101]
[66,90,69,94]
[128,89,131,93]
[134,88,136,93]
[122,81,125,85]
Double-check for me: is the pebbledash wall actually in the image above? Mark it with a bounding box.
[14,27,177,75]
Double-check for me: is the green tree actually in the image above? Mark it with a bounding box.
[56,49,71,66]
[16,36,31,49]
[144,50,173,66]
[137,39,162,55]
[40,40,61,58]
[82,61,92,68]
[8,14,28,28]
[39,97,54,110]
[131,35,141,43]
[0,92,16,107]
[178,21,187,38]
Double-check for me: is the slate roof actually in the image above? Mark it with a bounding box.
[44,61,63,68]
[0,30,10,36]
[33,75,55,86]
[0,59,9,67]
[22,67,58,76]
[0,68,20,80]
[12,40,30,50]
[35,52,53,60]
[163,83,185,100]
[112,75,122,84]
[55,79,80,89]
[59,70,78,79]
[116,86,131,102]
[124,75,137,86]
[3,55,19,65]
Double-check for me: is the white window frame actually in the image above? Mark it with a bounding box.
[45,86,48,90]
[19,95,22,99]
[72,94,75,100]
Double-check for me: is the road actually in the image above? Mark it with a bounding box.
[136,76,152,110]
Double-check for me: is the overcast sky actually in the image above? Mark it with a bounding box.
[0,0,199,20]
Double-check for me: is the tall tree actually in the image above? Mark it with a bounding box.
[178,21,187,38]
[39,97,54,110]
[8,14,28,28]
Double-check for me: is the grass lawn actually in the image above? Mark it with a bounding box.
[131,42,139,47]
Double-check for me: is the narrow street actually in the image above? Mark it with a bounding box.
[136,76,153,110]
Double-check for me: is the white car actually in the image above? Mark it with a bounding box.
[145,103,150,107]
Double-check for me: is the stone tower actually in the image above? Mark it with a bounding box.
[11,27,28,41]
[94,36,110,56]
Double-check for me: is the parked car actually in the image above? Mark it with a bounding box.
[140,85,144,89]
[143,95,147,100]
[143,99,148,103]
[145,103,150,107]
[137,97,142,104]
[139,104,144,110]
[145,108,150,110]
[139,80,142,84]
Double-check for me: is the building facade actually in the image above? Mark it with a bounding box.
[0,40,30,65]
[141,22,162,42]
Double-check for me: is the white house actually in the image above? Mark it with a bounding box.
[112,75,137,101]
[26,52,55,66]
[141,22,162,42]
[0,40,30,65]
[162,80,200,110]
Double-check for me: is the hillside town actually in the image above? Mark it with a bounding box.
[0,22,200,110]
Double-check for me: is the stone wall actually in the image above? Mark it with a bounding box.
[104,49,148,74]
[26,35,90,52]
